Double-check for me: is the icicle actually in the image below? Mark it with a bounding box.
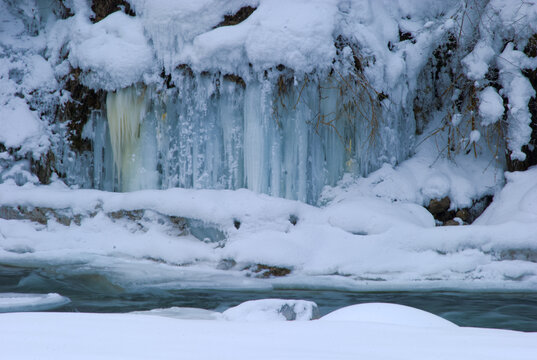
[243,80,270,194]
[106,85,149,190]
[73,71,413,203]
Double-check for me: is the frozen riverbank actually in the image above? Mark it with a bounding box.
[2,303,537,360]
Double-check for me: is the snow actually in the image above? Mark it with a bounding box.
[66,8,156,90]
[475,166,537,225]
[466,1,537,161]
[0,292,70,312]
[0,98,49,155]
[0,310,536,360]
[127,0,259,72]
[479,86,504,126]
[461,41,495,81]
[320,303,456,328]
[470,130,481,144]
[497,43,537,161]
[222,299,319,321]
[0,158,535,291]
[1,3,537,355]
[132,307,224,320]
[185,0,338,75]
[321,140,501,210]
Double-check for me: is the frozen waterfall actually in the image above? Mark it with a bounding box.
[75,71,413,204]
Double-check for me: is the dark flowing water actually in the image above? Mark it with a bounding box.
[1,264,536,332]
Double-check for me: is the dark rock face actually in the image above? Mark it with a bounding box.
[30,150,56,185]
[60,69,104,154]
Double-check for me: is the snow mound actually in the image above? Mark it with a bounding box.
[1,311,536,360]
[322,197,434,235]
[475,166,537,225]
[67,10,156,90]
[321,303,457,328]
[0,293,70,312]
[223,299,319,321]
[322,140,501,210]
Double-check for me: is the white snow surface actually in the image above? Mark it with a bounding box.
[0,292,70,312]
[320,303,456,328]
[479,86,504,126]
[1,310,536,360]
[60,2,156,90]
[37,0,464,89]
[475,166,537,225]
[0,98,49,154]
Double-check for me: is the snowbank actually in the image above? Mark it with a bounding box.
[0,163,535,291]
[475,166,537,225]
[321,303,456,328]
[0,310,535,360]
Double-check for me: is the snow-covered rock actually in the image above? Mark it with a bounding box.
[223,299,319,321]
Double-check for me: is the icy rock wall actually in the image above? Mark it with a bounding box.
[87,70,413,203]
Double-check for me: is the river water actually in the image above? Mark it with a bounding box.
[1,264,536,332]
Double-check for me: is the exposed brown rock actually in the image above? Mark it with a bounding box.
[91,0,135,23]
[107,209,144,221]
[31,150,56,185]
[223,74,246,88]
[427,197,451,216]
[60,69,104,153]
[455,209,470,222]
[0,205,77,226]
[215,6,256,28]
[253,264,291,278]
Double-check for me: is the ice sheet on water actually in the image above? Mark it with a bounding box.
[0,292,70,312]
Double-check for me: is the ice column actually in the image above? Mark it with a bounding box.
[106,85,158,191]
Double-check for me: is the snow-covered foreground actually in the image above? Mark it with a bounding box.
[1,302,536,360]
